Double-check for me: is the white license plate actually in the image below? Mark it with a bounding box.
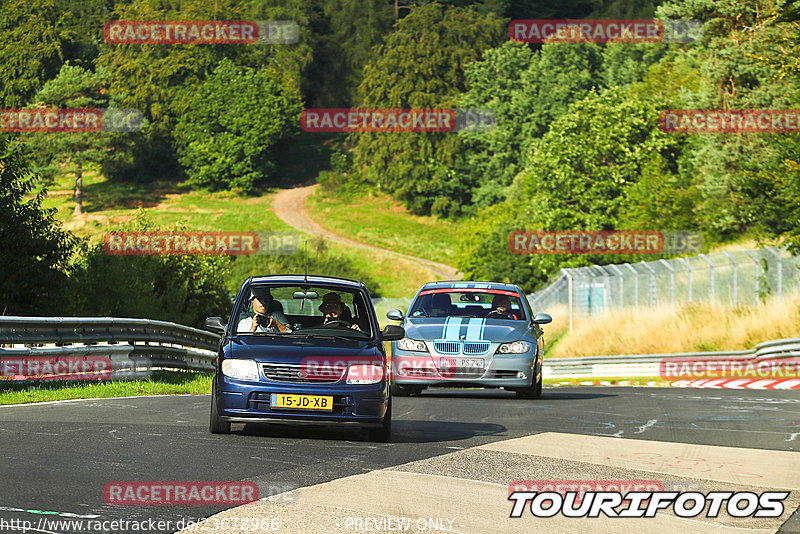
[440,357,484,368]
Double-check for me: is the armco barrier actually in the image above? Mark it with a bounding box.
[543,338,800,379]
[2,316,798,384]
[0,317,219,381]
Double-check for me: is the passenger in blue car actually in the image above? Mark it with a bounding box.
[237,287,292,333]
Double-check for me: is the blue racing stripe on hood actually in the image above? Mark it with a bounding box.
[443,317,462,341]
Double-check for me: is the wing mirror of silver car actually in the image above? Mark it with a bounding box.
[386,309,404,321]
[381,325,405,341]
[532,313,552,324]
[204,316,226,334]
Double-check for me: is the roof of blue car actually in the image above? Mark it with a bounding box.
[248,275,364,288]
[419,280,522,293]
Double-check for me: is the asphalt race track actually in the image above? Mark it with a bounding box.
[0,387,799,533]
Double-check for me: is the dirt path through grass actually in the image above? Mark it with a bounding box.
[272,184,459,279]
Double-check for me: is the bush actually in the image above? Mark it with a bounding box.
[64,212,232,327]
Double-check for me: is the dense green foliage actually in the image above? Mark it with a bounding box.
[175,59,302,192]
[1,0,799,309]
[0,136,74,315]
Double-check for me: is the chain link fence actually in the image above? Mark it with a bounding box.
[528,247,800,331]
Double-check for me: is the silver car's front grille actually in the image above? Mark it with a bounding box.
[261,362,345,384]
[433,341,460,354]
[463,342,490,354]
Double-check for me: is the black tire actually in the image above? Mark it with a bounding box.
[367,398,392,442]
[209,387,231,434]
[515,368,543,399]
[391,382,422,397]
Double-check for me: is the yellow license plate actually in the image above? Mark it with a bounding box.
[270,393,333,411]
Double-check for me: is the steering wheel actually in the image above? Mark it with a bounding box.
[323,320,352,328]
[486,310,511,319]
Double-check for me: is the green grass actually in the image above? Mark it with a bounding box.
[306,188,462,266]
[39,170,435,297]
[0,370,212,405]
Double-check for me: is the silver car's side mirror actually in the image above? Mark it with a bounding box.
[532,313,552,324]
[386,309,404,321]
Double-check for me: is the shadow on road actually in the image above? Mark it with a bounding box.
[416,388,617,401]
[237,419,506,444]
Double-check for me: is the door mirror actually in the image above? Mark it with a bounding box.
[381,325,405,341]
[532,313,552,325]
[386,309,404,321]
[204,317,226,334]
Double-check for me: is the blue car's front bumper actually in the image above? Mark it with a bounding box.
[215,374,389,426]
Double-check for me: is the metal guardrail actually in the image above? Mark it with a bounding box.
[0,317,219,381]
[543,337,800,378]
[1,316,798,382]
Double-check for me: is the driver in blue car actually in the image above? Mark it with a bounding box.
[318,292,361,331]
[238,287,293,333]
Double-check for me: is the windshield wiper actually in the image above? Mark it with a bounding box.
[294,332,363,341]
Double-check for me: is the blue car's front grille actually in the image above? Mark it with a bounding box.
[433,341,460,354]
[261,362,345,384]
[463,342,490,354]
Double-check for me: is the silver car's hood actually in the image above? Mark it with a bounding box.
[402,317,530,343]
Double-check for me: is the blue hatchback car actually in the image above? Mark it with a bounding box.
[204,275,404,441]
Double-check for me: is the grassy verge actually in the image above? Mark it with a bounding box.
[0,371,212,405]
[306,188,462,267]
[546,294,800,358]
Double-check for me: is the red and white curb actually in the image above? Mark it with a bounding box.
[549,379,800,389]
[669,378,800,389]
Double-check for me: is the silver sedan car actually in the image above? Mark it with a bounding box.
[387,281,551,398]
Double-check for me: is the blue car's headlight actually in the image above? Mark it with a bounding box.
[396,338,427,352]
[497,341,531,354]
[221,359,260,381]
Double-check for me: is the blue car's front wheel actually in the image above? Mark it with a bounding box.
[366,397,392,442]
[209,385,231,434]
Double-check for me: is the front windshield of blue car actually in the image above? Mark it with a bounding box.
[235,284,373,338]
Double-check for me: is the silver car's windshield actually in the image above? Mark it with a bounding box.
[408,290,526,320]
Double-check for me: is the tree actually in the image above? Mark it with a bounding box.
[0,135,74,315]
[175,58,303,192]
[23,63,116,216]
[0,0,64,107]
[350,3,505,216]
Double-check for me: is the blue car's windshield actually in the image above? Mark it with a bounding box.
[235,284,373,338]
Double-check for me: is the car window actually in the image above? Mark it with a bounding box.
[235,284,373,338]
[408,290,526,320]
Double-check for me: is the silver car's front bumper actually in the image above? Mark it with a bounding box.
[391,350,538,388]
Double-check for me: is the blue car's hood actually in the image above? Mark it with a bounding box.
[227,336,382,363]
[402,317,530,343]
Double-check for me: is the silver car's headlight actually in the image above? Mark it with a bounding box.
[396,338,427,352]
[497,341,532,354]
[221,359,259,381]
